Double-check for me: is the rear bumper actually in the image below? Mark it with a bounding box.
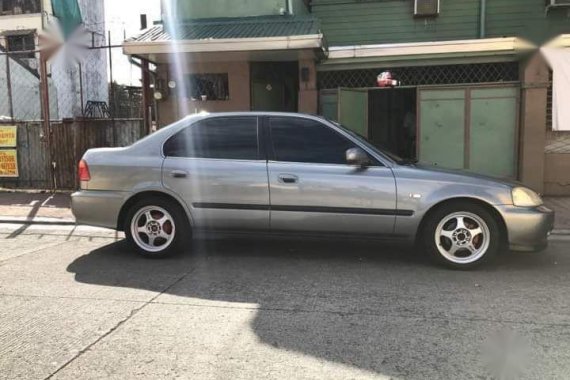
[496,205,555,252]
[71,190,127,229]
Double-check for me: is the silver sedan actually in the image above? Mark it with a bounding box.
[72,112,554,269]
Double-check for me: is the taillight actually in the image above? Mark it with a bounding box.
[78,159,91,182]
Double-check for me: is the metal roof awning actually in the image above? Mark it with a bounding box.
[319,37,536,71]
[123,15,324,57]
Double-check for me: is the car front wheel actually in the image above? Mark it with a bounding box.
[423,202,500,269]
[124,197,189,258]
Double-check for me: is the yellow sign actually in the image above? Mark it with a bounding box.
[0,150,18,177]
[0,126,17,147]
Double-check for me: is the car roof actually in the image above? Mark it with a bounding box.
[182,111,323,121]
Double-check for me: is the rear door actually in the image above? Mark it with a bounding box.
[266,116,397,235]
[162,116,269,231]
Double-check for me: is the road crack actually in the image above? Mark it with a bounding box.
[43,265,198,380]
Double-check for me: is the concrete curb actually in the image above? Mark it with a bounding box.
[0,216,77,226]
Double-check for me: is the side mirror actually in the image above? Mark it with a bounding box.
[346,147,370,168]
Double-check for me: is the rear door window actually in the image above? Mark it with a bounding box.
[164,117,259,160]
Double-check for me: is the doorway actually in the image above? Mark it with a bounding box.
[368,88,417,160]
[336,87,417,160]
[251,62,299,112]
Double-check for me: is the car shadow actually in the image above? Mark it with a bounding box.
[66,238,565,377]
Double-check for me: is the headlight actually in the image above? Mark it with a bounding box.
[512,187,543,207]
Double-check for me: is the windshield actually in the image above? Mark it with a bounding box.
[327,119,412,165]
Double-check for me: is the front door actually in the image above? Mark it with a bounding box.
[266,116,397,235]
[251,62,298,112]
[162,116,269,231]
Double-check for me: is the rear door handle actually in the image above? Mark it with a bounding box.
[278,174,299,184]
[171,170,188,178]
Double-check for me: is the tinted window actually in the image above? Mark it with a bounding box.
[270,117,356,164]
[164,117,258,160]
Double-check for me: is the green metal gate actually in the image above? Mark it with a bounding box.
[338,88,368,137]
[418,85,519,178]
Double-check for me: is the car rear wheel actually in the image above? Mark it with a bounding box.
[124,197,190,258]
[423,202,500,269]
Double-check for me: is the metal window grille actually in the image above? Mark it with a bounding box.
[318,62,520,90]
[546,69,553,130]
[0,0,41,15]
[186,73,229,101]
[7,34,36,59]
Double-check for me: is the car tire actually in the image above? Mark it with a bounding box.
[423,202,501,269]
[124,196,191,258]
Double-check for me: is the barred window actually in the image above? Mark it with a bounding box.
[0,0,41,15]
[7,33,35,58]
[185,73,229,101]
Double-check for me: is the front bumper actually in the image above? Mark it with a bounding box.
[71,190,127,229]
[496,204,555,252]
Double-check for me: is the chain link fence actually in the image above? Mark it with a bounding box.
[1,44,143,122]
[0,40,146,190]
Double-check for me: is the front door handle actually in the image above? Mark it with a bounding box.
[278,174,299,184]
[171,170,188,178]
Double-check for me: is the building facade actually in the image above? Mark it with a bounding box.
[124,0,570,195]
[0,0,107,120]
[124,0,322,127]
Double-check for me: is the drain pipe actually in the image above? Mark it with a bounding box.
[479,0,486,39]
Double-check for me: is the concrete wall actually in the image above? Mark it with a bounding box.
[519,53,549,193]
[157,59,251,127]
[545,154,570,196]
[544,131,570,196]
[49,0,108,119]
[298,59,317,114]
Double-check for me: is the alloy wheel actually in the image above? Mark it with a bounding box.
[434,211,490,264]
[130,205,176,253]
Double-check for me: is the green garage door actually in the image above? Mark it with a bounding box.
[319,89,338,122]
[418,89,466,169]
[419,86,518,178]
[338,88,368,137]
[469,88,518,177]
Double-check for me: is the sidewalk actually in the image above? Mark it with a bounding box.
[0,190,75,225]
[0,190,569,232]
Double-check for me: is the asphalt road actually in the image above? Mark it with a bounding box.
[1,224,570,380]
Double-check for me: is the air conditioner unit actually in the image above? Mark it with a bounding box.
[546,0,570,13]
[414,0,440,17]
[548,0,570,6]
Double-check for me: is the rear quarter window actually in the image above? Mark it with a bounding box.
[163,117,259,160]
